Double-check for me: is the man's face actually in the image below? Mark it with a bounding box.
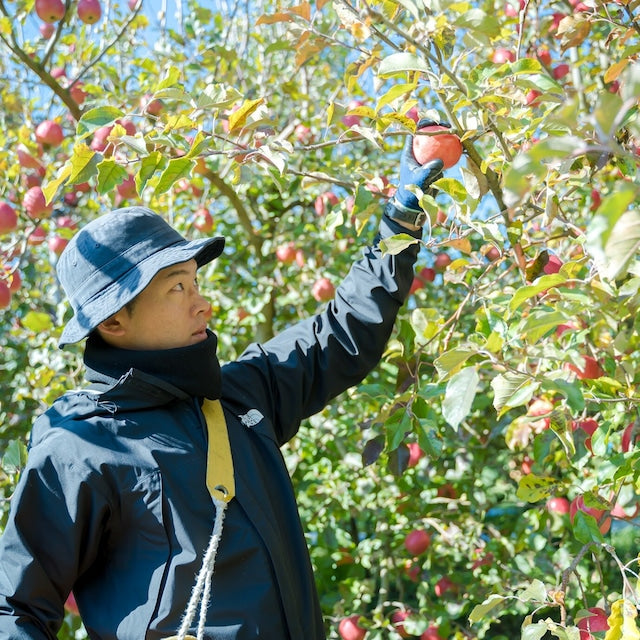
[103,258,211,351]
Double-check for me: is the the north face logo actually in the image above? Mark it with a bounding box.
[240,409,264,427]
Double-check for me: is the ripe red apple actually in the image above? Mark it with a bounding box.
[312,277,335,302]
[69,82,87,105]
[77,0,101,23]
[48,234,69,255]
[433,252,452,271]
[17,145,42,169]
[341,99,365,128]
[565,355,604,380]
[570,495,611,534]
[526,90,542,105]
[117,118,137,136]
[622,422,638,452]
[543,254,563,274]
[0,281,11,309]
[28,226,47,245]
[527,397,554,429]
[193,208,214,233]
[577,607,609,639]
[409,267,436,294]
[492,48,515,64]
[0,202,18,235]
[90,125,114,152]
[23,186,52,219]
[413,125,463,169]
[35,0,65,22]
[140,94,164,116]
[314,191,339,216]
[276,243,297,265]
[590,189,602,211]
[294,124,312,143]
[546,496,570,514]
[406,442,424,468]
[338,615,366,640]
[434,576,457,597]
[390,610,412,638]
[116,175,137,200]
[536,47,552,65]
[39,22,56,38]
[35,120,64,147]
[572,417,598,451]
[404,529,431,555]
[421,625,444,640]
[7,270,22,293]
[471,549,494,570]
[553,63,570,79]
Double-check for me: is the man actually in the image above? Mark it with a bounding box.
[0,124,445,639]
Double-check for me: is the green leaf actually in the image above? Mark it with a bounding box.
[378,52,430,77]
[491,372,537,414]
[522,622,551,640]
[516,474,558,502]
[468,594,507,623]
[392,0,420,20]
[442,366,479,431]
[431,177,468,202]
[520,310,569,343]
[508,275,566,312]
[76,106,124,140]
[22,311,53,333]
[434,348,476,378]
[68,143,100,185]
[600,209,640,280]
[156,65,182,90]
[42,163,72,204]
[379,233,420,256]
[454,9,500,37]
[518,579,548,602]
[540,379,585,413]
[119,134,149,157]
[572,510,605,544]
[153,87,191,103]
[154,157,196,195]
[96,160,129,195]
[136,151,165,193]
[1,439,27,474]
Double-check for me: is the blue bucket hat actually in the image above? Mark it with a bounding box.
[56,206,225,347]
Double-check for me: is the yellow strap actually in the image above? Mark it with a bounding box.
[201,399,235,503]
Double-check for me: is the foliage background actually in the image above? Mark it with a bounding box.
[0,0,639,638]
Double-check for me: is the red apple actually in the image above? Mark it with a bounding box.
[117,119,137,136]
[17,145,42,169]
[492,48,515,64]
[341,99,365,128]
[28,226,47,245]
[543,254,563,274]
[434,576,457,597]
[90,125,114,152]
[338,615,366,640]
[553,63,570,79]
[404,529,431,555]
[434,252,452,271]
[536,47,552,65]
[589,189,602,211]
[116,175,137,200]
[390,610,412,638]
[622,422,638,452]
[140,94,164,116]
[294,124,313,143]
[0,202,18,235]
[406,442,424,468]
[527,397,554,429]
[526,90,542,105]
[546,496,570,514]
[413,125,463,169]
[48,234,69,255]
[69,82,87,105]
[421,625,444,640]
[276,243,297,265]
[436,483,457,499]
[312,277,335,302]
[23,187,52,219]
[565,356,604,380]
[77,0,101,23]
[35,120,64,147]
[7,270,22,293]
[35,0,65,22]
[0,281,11,309]
[39,22,56,38]
[572,417,598,451]
[570,495,611,534]
[471,549,494,570]
[193,208,214,233]
[50,66,66,79]
[314,191,339,216]
[577,607,609,639]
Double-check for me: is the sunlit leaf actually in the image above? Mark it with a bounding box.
[442,366,479,431]
[154,157,195,195]
[379,233,420,255]
[378,52,430,77]
[516,474,558,502]
[76,106,124,139]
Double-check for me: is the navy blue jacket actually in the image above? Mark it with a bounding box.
[0,216,420,639]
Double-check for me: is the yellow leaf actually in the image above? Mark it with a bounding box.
[604,599,640,640]
[290,2,311,20]
[42,163,72,205]
[256,12,292,25]
[444,237,473,254]
[228,98,265,131]
[604,59,629,84]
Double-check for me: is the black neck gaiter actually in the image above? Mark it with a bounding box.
[83,330,222,400]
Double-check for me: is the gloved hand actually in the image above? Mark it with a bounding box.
[385,118,447,227]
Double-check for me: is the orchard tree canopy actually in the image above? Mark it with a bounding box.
[1,0,639,638]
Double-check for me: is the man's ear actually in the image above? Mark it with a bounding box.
[96,312,127,338]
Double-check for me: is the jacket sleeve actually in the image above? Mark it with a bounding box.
[228,214,422,445]
[0,431,111,639]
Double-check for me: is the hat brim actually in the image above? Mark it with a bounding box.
[58,234,225,347]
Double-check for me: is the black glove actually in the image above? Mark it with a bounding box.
[385,118,446,227]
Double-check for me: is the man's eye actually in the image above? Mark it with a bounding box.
[174,282,184,291]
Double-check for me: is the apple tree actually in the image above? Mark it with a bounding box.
[0,0,639,639]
